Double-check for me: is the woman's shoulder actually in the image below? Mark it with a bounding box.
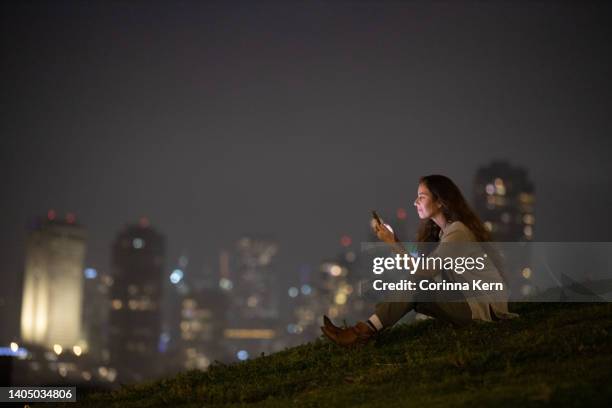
[442,221,477,241]
[447,220,468,231]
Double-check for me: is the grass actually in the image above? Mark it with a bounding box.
[45,302,612,407]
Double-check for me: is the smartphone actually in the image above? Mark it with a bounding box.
[371,210,394,235]
[371,210,383,225]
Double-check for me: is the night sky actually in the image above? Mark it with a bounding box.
[1,1,611,339]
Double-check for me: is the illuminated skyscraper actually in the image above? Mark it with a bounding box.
[20,211,86,350]
[473,161,536,293]
[178,287,228,370]
[221,236,281,360]
[82,268,113,364]
[109,218,165,383]
[284,264,319,343]
[229,236,280,321]
[474,161,535,241]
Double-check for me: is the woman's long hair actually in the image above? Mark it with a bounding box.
[416,175,506,282]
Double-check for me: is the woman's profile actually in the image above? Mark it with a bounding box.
[321,174,518,347]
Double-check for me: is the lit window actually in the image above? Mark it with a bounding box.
[219,278,233,290]
[495,185,506,196]
[341,284,353,294]
[98,366,109,377]
[111,299,123,310]
[335,292,347,305]
[523,214,535,225]
[519,193,535,204]
[132,238,145,249]
[84,268,97,279]
[53,344,63,355]
[329,265,342,277]
[170,269,184,284]
[182,299,196,308]
[522,267,532,279]
[102,275,114,286]
[247,296,258,307]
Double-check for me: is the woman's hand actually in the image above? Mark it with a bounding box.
[372,221,397,244]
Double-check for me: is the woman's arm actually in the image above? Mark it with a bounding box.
[373,221,474,277]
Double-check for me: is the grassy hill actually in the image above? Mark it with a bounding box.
[48,302,612,407]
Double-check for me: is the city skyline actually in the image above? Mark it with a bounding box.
[4,146,610,386]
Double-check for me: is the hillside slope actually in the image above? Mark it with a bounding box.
[49,303,612,407]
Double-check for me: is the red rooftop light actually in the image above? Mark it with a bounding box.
[139,217,150,228]
[340,235,352,247]
[396,208,407,220]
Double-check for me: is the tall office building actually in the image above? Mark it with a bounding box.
[178,287,228,370]
[229,236,280,321]
[284,264,319,343]
[473,161,536,293]
[82,268,113,364]
[20,211,86,350]
[473,161,535,241]
[221,236,281,360]
[318,256,357,322]
[109,218,165,383]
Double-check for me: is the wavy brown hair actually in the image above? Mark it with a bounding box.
[416,175,490,243]
[415,175,506,281]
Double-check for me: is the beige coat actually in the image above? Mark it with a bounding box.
[415,221,519,322]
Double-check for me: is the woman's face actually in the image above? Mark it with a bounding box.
[414,183,441,220]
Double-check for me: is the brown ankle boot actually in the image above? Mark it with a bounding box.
[321,317,376,347]
[323,315,342,334]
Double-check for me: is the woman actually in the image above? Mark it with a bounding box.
[321,174,517,347]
